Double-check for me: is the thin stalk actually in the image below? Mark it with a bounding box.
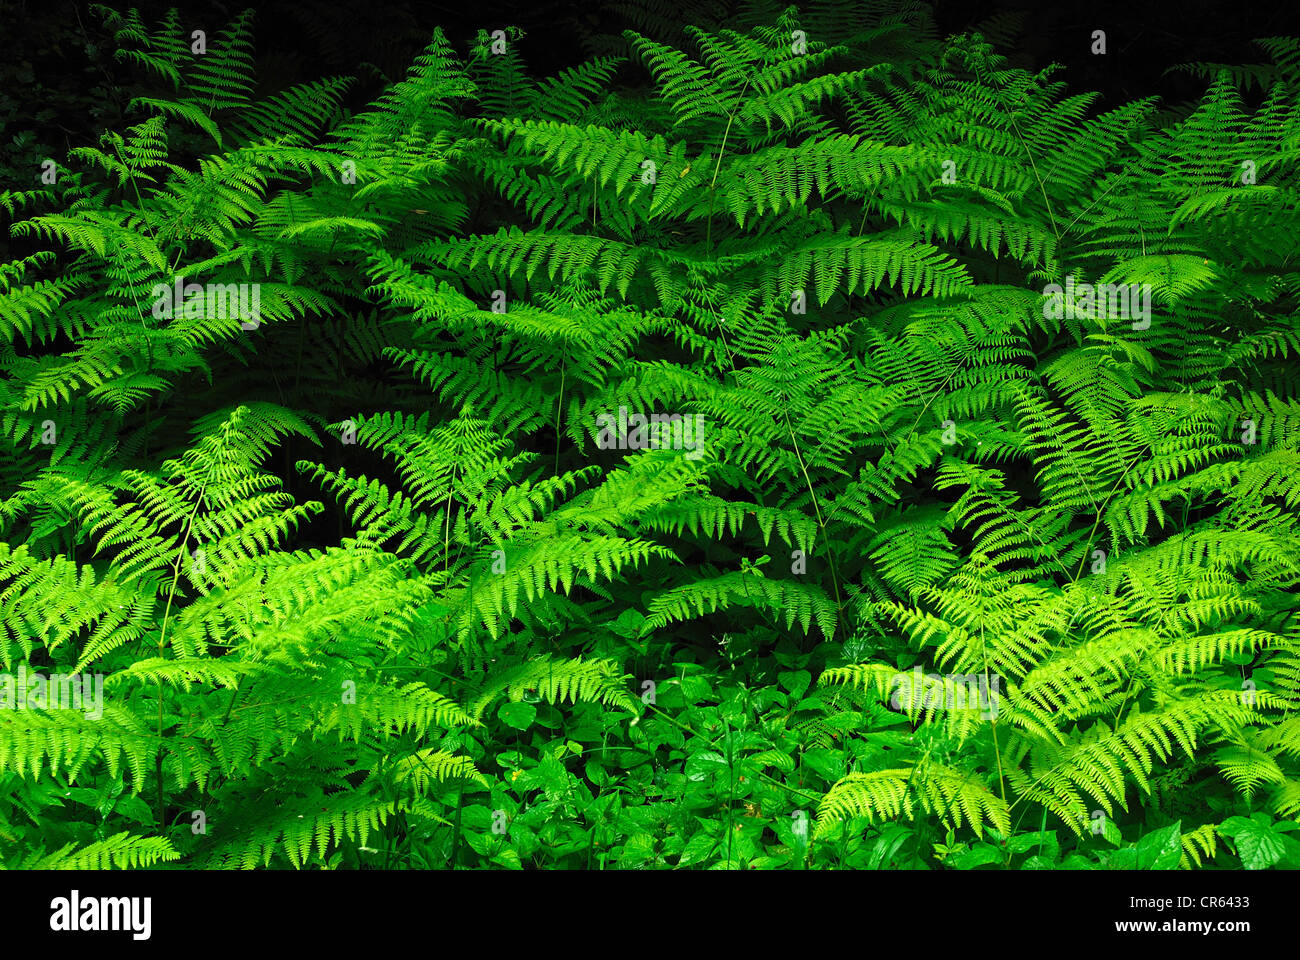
[782,410,844,625]
[154,475,210,831]
[448,785,464,869]
[704,79,754,258]
[553,358,565,476]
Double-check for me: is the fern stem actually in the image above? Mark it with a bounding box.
[972,615,1012,865]
[110,139,169,370]
[553,357,565,476]
[704,78,753,257]
[723,716,735,868]
[219,686,242,725]
[1070,441,1155,582]
[153,475,211,833]
[446,785,465,869]
[781,411,844,631]
[443,465,457,576]
[978,59,1060,242]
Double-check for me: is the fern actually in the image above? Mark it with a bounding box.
[2,2,1298,872]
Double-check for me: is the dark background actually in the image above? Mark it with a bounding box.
[4,0,1298,298]
[5,0,1300,149]
[3,0,1297,321]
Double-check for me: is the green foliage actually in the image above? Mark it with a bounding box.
[1,3,1298,870]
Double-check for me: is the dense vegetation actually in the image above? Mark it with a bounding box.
[2,1,1299,870]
